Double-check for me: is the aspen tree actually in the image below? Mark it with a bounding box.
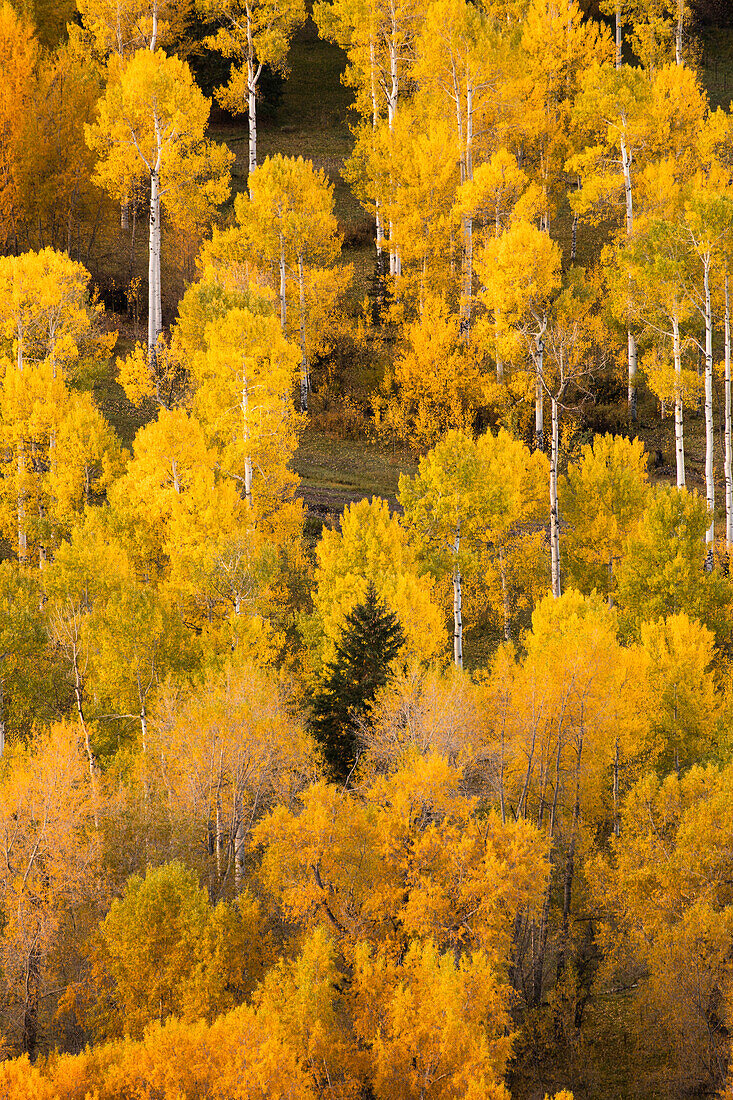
[0,4,38,254]
[316,0,422,277]
[569,63,650,420]
[0,249,112,564]
[520,0,612,237]
[75,0,189,61]
[477,217,562,453]
[620,217,693,490]
[679,182,733,565]
[87,50,232,364]
[559,433,650,601]
[369,110,457,315]
[456,149,537,381]
[616,485,731,641]
[0,723,101,1056]
[198,0,305,177]
[225,155,341,410]
[412,0,497,336]
[189,297,301,518]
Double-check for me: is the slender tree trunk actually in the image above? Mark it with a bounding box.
[247,55,258,177]
[0,680,4,757]
[620,131,637,422]
[279,234,287,331]
[725,273,732,552]
[369,38,384,290]
[550,396,561,598]
[613,737,620,837]
[535,340,545,452]
[241,368,253,507]
[298,254,308,412]
[147,167,162,363]
[675,1,683,65]
[673,313,686,488]
[499,545,511,641]
[234,791,245,894]
[150,0,158,51]
[704,259,714,567]
[453,524,463,670]
[495,311,504,383]
[460,83,474,340]
[615,0,622,68]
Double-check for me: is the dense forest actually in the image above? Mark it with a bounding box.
[2,0,733,1097]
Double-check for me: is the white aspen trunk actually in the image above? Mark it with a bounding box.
[550,396,561,598]
[16,329,26,563]
[673,313,686,489]
[246,33,259,179]
[675,1,683,65]
[704,259,714,565]
[535,339,544,452]
[150,0,158,51]
[241,366,253,507]
[140,703,148,756]
[620,130,638,422]
[628,329,638,423]
[460,81,474,340]
[298,254,308,412]
[453,523,463,670]
[234,792,245,894]
[725,273,732,551]
[121,200,130,229]
[499,546,511,641]
[387,31,399,279]
[279,234,286,331]
[147,167,162,362]
[369,37,384,277]
[615,1,622,68]
[571,211,578,264]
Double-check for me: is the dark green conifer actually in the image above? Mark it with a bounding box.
[310,582,405,782]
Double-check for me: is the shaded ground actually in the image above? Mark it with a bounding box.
[293,431,416,531]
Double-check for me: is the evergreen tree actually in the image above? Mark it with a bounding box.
[311,582,405,782]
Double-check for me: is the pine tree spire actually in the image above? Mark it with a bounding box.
[310,582,405,782]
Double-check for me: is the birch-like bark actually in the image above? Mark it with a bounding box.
[620,130,638,422]
[241,365,253,507]
[725,273,732,551]
[535,338,544,452]
[147,165,162,362]
[550,396,561,598]
[369,37,384,282]
[615,2,622,68]
[459,81,474,340]
[673,313,686,488]
[150,0,158,52]
[279,234,287,331]
[16,325,26,563]
[704,258,714,566]
[452,523,463,669]
[495,311,504,383]
[499,545,511,641]
[298,254,308,412]
[234,791,245,894]
[675,1,683,66]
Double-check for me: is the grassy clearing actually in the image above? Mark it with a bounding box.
[293,429,416,531]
